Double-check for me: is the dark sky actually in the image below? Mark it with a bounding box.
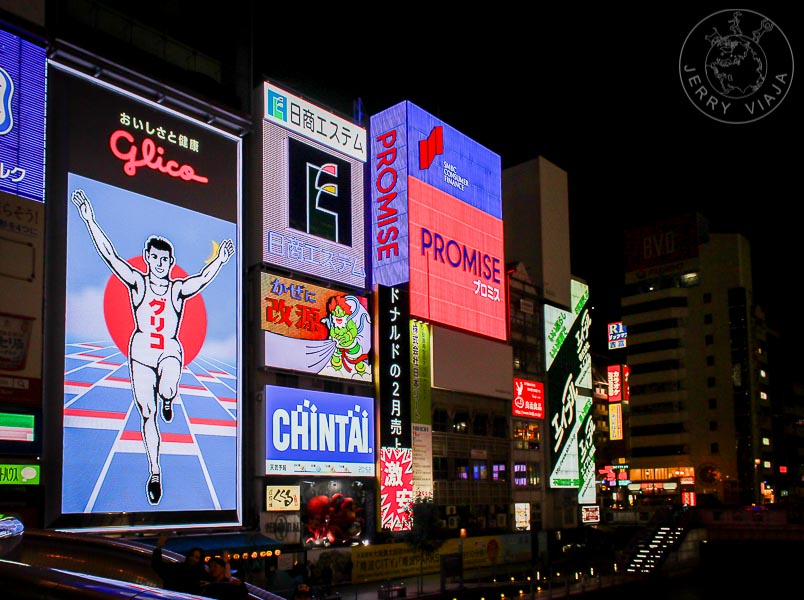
[247,6,800,360]
[130,3,801,362]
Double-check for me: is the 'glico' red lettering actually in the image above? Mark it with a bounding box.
[110,130,209,183]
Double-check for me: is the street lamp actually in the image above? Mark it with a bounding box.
[458,528,467,589]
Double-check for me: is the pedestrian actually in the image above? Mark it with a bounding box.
[201,555,249,599]
[150,534,208,594]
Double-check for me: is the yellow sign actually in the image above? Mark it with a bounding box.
[266,485,300,511]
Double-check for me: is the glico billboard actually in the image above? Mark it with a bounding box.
[46,63,242,530]
[370,101,505,341]
[260,81,367,289]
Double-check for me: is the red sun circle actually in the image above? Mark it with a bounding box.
[102,256,207,366]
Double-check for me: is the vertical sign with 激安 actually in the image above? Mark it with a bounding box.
[50,62,242,528]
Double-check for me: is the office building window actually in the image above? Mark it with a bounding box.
[472,461,488,480]
[455,460,469,480]
[453,411,470,434]
[709,420,718,431]
[708,398,717,409]
[434,457,448,480]
[514,463,540,486]
[433,409,449,432]
[706,355,715,366]
[705,334,714,345]
[704,313,713,324]
[707,377,716,387]
[704,292,712,303]
[710,442,719,454]
[473,414,489,435]
[493,416,508,438]
[492,463,506,481]
[513,419,540,450]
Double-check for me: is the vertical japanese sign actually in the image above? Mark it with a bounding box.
[411,320,432,500]
[261,81,366,288]
[377,285,413,530]
[544,281,592,494]
[0,29,46,202]
[49,64,241,528]
[260,272,372,381]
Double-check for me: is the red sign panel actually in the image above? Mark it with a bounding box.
[408,177,506,340]
[512,378,544,419]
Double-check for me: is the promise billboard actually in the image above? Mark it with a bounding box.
[370,101,505,340]
[47,64,242,529]
[260,81,367,288]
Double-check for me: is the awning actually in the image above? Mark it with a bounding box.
[145,532,282,556]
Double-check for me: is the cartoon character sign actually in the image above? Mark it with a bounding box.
[261,274,371,381]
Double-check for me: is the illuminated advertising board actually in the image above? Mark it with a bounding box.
[607,321,627,349]
[380,447,413,531]
[377,285,412,449]
[581,505,600,524]
[515,502,531,531]
[544,281,592,492]
[370,101,505,340]
[513,378,544,419]
[48,64,242,528]
[624,213,705,284]
[261,82,366,288]
[411,320,433,500]
[264,385,375,477]
[0,404,41,455]
[0,462,40,485]
[0,194,44,405]
[261,272,372,381]
[607,365,622,402]
[266,485,301,511]
[609,402,623,441]
[0,29,46,202]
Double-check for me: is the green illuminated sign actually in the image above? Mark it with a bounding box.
[0,464,40,485]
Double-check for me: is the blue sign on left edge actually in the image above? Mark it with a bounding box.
[0,29,46,202]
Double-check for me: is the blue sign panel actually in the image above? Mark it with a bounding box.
[0,29,46,202]
[406,101,501,218]
[265,385,375,477]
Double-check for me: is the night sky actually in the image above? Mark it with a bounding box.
[128,3,802,367]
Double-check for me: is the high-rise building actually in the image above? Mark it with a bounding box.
[620,214,773,506]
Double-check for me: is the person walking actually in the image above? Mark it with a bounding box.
[150,534,208,594]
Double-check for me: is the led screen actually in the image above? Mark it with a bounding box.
[0,406,41,454]
[513,378,544,419]
[0,29,46,202]
[261,82,366,289]
[544,281,592,492]
[261,272,372,381]
[265,385,375,477]
[408,179,506,340]
[370,100,503,296]
[47,65,242,528]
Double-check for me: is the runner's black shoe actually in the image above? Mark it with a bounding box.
[162,398,173,423]
[147,473,162,505]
